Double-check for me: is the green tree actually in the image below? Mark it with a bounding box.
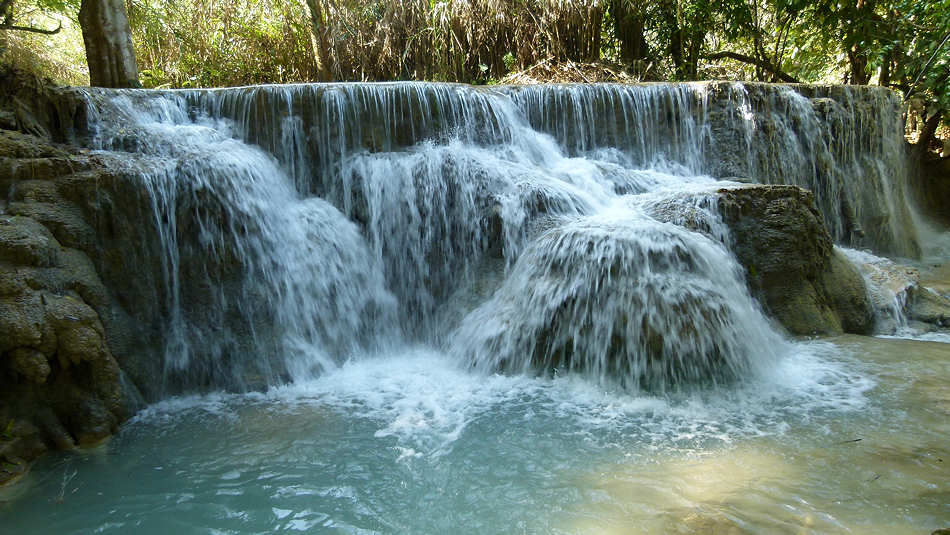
[79,0,138,87]
[0,0,73,35]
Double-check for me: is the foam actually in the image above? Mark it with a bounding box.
[126,342,873,457]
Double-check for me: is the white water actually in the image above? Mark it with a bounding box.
[3,82,945,533]
[4,336,949,534]
[452,196,785,390]
[70,81,920,393]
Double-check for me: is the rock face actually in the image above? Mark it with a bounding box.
[0,114,151,485]
[0,211,125,483]
[914,158,950,226]
[714,185,875,335]
[909,287,950,327]
[703,83,919,259]
[0,67,88,144]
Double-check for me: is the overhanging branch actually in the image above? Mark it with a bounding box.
[1,19,62,35]
[702,51,801,83]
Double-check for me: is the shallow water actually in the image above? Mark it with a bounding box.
[2,82,942,533]
[2,336,947,534]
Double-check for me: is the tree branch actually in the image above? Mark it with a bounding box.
[1,19,62,35]
[913,112,944,162]
[702,51,801,83]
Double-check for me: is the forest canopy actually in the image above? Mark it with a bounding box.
[1,0,948,153]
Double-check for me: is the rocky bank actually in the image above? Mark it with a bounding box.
[0,127,151,485]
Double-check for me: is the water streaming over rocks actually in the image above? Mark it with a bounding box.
[5,80,949,535]
[453,196,785,390]
[66,81,919,394]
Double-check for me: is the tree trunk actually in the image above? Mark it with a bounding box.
[845,0,873,85]
[609,0,648,69]
[78,0,138,88]
[847,46,870,85]
[304,0,333,81]
[913,111,943,162]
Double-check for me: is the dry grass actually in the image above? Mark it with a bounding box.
[3,0,642,88]
[310,0,606,82]
[0,13,88,87]
[129,0,317,88]
[499,58,641,84]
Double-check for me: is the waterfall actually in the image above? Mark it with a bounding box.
[69,81,917,394]
[80,91,397,392]
[452,195,785,391]
[838,247,918,333]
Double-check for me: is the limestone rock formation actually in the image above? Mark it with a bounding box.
[909,288,950,327]
[0,117,147,486]
[0,211,125,484]
[714,185,874,335]
[703,83,919,259]
[648,185,874,336]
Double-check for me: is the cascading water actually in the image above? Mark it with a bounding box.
[839,247,917,333]
[509,83,919,257]
[453,195,785,390]
[5,81,947,535]
[80,91,397,392]
[68,81,921,393]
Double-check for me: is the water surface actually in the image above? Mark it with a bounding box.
[2,336,946,534]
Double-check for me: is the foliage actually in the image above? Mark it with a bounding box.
[1,0,948,152]
[0,0,87,85]
[783,0,950,150]
[128,0,316,88]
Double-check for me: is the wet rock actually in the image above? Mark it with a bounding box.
[7,201,97,251]
[703,82,920,258]
[649,185,875,335]
[453,209,783,391]
[0,127,139,485]
[839,248,920,333]
[822,250,876,334]
[910,288,950,327]
[0,215,59,267]
[0,65,88,143]
[0,457,28,486]
[715,185,874,335]
[0,293,55,354]
[0,129,67,159]
[8,347,51,383]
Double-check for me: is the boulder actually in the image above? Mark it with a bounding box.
[821,250,876,334]
[715,185,874,335]
[909,288,950,327]
[453,206,786,391]
[651,185,875,336]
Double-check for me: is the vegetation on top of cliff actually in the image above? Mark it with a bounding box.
[0,0,947,155]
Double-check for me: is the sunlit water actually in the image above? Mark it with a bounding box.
[2,336,947,534]
[2,83,944,533]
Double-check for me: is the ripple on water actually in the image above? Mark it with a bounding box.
[5,339,943,535]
